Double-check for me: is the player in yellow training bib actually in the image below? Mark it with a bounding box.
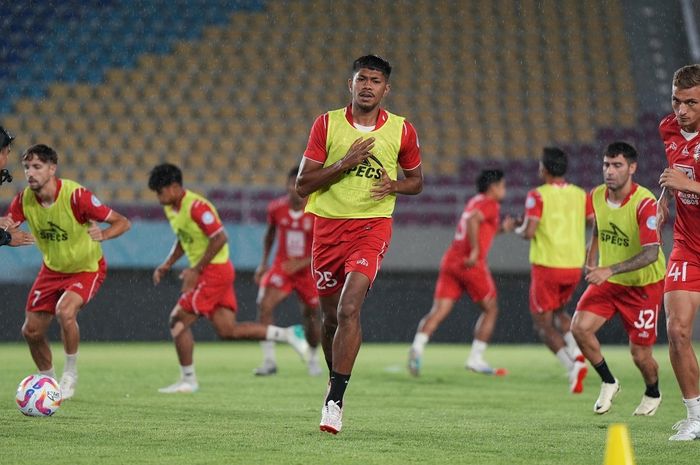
[572,142,665,416]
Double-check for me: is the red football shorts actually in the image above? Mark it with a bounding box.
[260,263,319,307]
[665,251,700,292]
[434,257,496,302]
[311,217,392,296]
[26,259,107,313]
[529,265,582,314]
[576,279,664,346]
[178,261,237,319]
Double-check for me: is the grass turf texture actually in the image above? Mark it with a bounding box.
[0,342,698,464]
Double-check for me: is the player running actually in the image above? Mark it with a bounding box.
[296,55,422,434]
[658,64,700,440]
[515,147,591,393]
[408,169,514,376]
[148,163,309,393]
[254,167,322,377]
[572,142,665,416]
[5,144,131,399]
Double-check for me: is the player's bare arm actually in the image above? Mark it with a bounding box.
[295,137,375,198]
[515,216,539,240]
[87,210,131,242]
[585,244,659,285]
[585,221,599,270]
[500,215,516,233]
[370,165,423,200]
[464,210,483,267]
[153,240,185,285]
[281,256,312,274]
[254,223,276,284]
[180,230,227,292]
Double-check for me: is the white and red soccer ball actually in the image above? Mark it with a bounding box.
[15,375,62,417]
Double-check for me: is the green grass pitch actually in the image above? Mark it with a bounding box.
[1,342,698,464]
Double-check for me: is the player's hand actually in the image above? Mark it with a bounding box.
[370,169,395,200]
[0,215,17,230]
[254,264,268,285]
[464,250,479,268]
[87,221,104,241]
[585,266,612,285]
[501,215,516,233]
[153,264,171,286]
[179,267,200,293]
[8,226,34,247]
[660,168,692,192]
[340,137,375,170]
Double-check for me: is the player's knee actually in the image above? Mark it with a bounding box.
[21,323,42,341]
[337,302,361,323]
[55,305,77,326]
[667,320,692,345]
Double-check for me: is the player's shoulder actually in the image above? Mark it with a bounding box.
[268,195,288,211]
[659,113,679,134]
[634,183,658,202]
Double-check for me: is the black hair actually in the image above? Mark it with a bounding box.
[352,55,392,79]
[148,163,183,191]
[541,147,568,177]
[604,141,638,164]
[0,126,14,149]
[477,169,505,193]
[288,166,299,179]
[22,144,58,164]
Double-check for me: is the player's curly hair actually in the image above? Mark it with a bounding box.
[673,64,700,90]
[22,144,58,164]
[352,55,392,79]
[148,163,182,192]
[541,147,568,177]
[476,169,504,193]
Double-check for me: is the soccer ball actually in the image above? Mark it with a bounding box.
[15,375,62,417]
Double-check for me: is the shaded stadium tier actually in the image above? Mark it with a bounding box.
[0,0,669,225]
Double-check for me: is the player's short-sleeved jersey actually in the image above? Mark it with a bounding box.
[444,194,500,264]
[590,183,666,286]
[164,189,228,268]
[659,113,700,260]
[8,178,111,273]
[303,105,421,219]
[267,196,314,265]
[525,182,588,268]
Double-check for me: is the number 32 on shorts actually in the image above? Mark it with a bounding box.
[668,261,688,282]
[315,270,338,290]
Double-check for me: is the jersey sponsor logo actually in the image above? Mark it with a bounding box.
[91,195,102,207]
[356,258,369,267]
[201,211,214,225]
[39,221,68,241]
[694,143,700,162]
[176,228,194,244]
[600,222,629,247]
[344,154,384,180]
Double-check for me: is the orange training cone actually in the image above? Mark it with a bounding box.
[603,423,636,465]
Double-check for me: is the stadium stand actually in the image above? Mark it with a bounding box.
[0,0,663,225]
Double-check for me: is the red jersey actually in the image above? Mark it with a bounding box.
[303,105,421,170]
[444,194,500,263]
[7,179,112,224]
[267,196,314,265]
[659,113,700,259]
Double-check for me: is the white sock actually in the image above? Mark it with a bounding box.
[563,332,583,360]
[64,352,78,374]
[556,348,574,371]
[469,339,488,362]
[266,325,287,342]
[180,364,196,380]
[39,367,56,379]
[683,396,700,420]
[260,340,276,365]
[411,332,429,355]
